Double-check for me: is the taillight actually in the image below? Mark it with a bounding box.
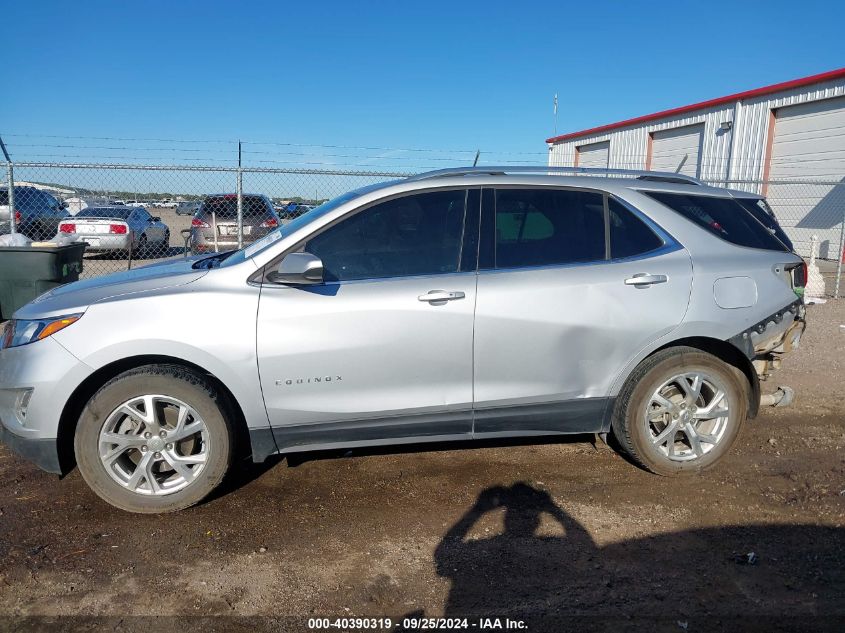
[192,217,209,228]
[14,210,21,224]
[109,224,127,234]
[59,222,76,233]
[786,262,807,289]
[261,217,279,228]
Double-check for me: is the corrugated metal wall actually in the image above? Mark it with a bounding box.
[547,76,845,190]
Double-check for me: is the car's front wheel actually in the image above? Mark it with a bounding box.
[611,346,748,476]
[75,365,233,513]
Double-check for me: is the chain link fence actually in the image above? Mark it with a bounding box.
[1,162,410,281]
[702,178,845,298]
[1,162,843,296]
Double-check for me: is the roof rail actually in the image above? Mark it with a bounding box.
[405,165,704,185]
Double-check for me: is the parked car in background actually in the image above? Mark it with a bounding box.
[275,202,314,223]
[0,186,68,240]
[175,200,201,216]
[58,206,170,256]
[156,199,177,209]
[189,193,280,253]
[110,200,126,206]
[0,167,807,513]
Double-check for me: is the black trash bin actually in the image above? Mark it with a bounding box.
[0,242,87,320]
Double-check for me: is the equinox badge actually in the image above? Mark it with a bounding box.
[276,376,343,386]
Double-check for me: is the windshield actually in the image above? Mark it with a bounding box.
[218,181,399,268]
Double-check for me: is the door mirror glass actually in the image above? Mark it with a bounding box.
[269,252,324,285]
[150,216,161,222]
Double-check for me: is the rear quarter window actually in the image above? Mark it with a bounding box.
[642,191,789,252]
[608,197,664,259]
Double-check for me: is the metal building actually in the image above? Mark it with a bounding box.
[546,68,845,258]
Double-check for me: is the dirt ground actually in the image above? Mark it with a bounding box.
[0,303,843,632]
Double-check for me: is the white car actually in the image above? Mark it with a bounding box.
[59,206,170,256]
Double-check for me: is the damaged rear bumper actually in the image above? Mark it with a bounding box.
[729,298,806,383]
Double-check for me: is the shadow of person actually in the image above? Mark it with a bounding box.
[432,482,845,628]
[435,482,595,616]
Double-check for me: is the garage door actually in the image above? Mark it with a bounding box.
[649,124,704,177]
[576,141,609,168]
[767,95,845,258]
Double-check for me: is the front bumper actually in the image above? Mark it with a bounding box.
[0,336,93,474]
[0,420,61,473]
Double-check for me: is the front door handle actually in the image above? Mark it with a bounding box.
[418,290,466,303]
[625,273,668,286]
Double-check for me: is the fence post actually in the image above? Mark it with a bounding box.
[0,136,15,236]
[236,140,244,250]
[236,167,244,250]
[5,161,14,236]
[835,204,845,299]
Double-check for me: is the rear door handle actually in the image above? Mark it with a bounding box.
[418,290,466,303]
[625,273,668,286]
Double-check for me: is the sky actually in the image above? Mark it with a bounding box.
[2,0,844,173]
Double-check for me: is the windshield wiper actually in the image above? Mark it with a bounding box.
[192,250,236,269]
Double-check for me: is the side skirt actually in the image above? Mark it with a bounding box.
[249,398,613,462]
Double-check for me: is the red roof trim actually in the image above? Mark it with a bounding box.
[546,67,845,144]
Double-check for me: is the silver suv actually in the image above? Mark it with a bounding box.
[0,167,806,513]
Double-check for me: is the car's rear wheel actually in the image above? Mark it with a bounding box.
[136,233,147,258]
[611,346,748,476]
[75,365,233,513]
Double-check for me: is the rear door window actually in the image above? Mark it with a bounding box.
[490,188,606,269]
[642,191,789,252]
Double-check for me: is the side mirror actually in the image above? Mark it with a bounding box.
[268,252,324,285]
[60,201,68,209]
[150,216,161,222]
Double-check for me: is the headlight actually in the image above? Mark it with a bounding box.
[0,314,82,350]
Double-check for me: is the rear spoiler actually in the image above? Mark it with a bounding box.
[75,217,129,223]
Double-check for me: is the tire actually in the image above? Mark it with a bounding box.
[160,231,171,257]
[610,346,748,476]
[75,364,233,513]
[136,234,147,258]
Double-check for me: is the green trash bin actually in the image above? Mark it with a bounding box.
[0,243,87,320]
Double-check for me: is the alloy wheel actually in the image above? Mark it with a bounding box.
[98,394,210,495]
